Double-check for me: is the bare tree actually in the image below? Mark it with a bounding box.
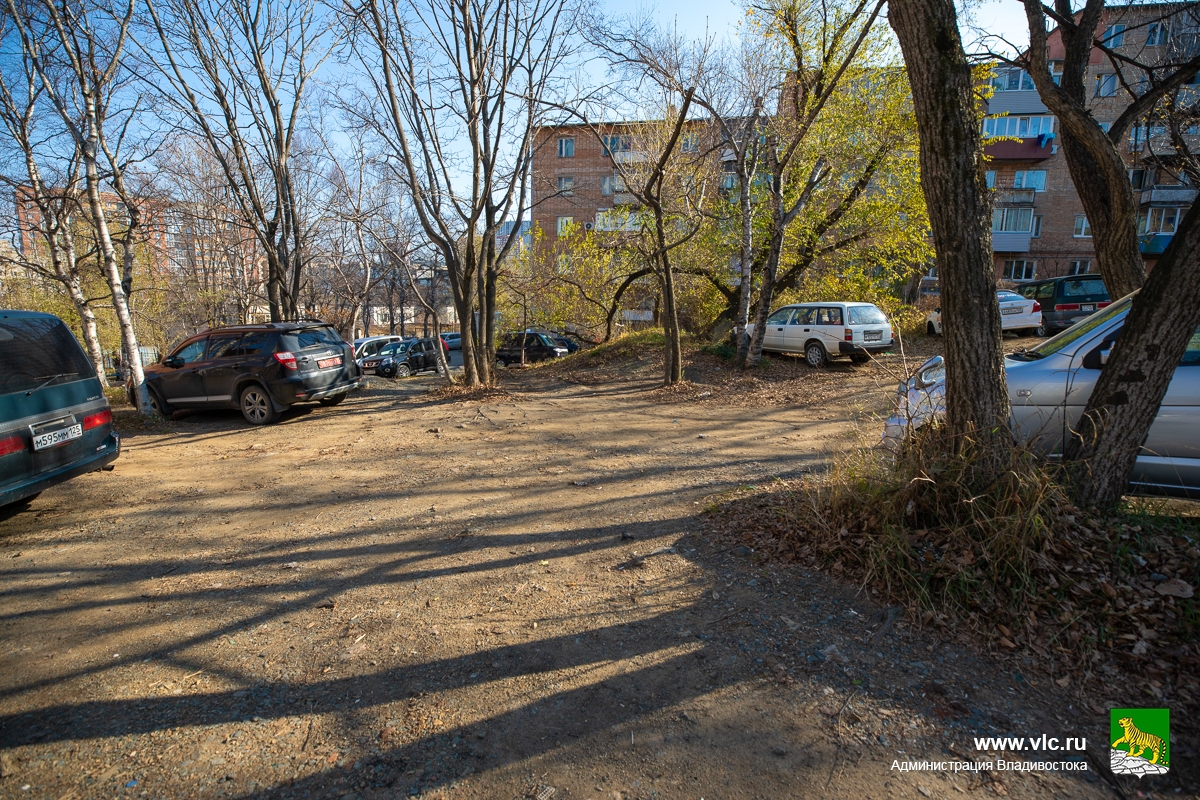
[141,0,332,322]
[343,0,577,386]
[5,0,154,412]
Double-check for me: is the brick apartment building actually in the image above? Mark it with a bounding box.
[982,2,1198,284]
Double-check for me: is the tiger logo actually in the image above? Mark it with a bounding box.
[1112,717,1169,766]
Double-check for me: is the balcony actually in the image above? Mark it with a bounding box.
[992,231,1032,252]
[612,192,639,206]
[1139,233,1173,255]
[1140,187,1198,205]
[983,138,1054,161]
[994,188,1036,205]
[611,151,648,165]
[986,90,1049,115]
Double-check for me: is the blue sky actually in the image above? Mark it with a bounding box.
[628,0,1031,55]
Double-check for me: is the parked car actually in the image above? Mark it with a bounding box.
[747,302,894,367]
[143,321,360,425]
[886,294,1200,497]
[352,335,406,364]
[495,332,568,367]
[1014,275,1110,336]
[361,338,415,374]
[440,332,462,351]
[377,338,445,378]
[1,310,120,509]
[925,290,1043,337]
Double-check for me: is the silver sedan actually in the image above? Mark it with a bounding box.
[887,295,1200,497]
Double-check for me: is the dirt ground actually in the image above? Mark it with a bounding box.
[0,337,1182,799]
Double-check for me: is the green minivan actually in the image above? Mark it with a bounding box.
[1,310,120,510]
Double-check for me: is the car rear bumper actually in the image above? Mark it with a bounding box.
[1,432,119,507]
[269,375,361,406]
[839,341,893,355]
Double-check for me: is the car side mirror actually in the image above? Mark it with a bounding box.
[1100,346,1112,365]
[934,307,940,314]
[166,355,185,368]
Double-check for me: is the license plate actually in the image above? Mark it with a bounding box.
[864,331,882,341]
[317,356,343,369]
[1081,304,1094,312]
[32,424,82,451]
[1001,307,1022,315]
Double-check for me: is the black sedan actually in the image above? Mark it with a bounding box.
[495,332,568,367]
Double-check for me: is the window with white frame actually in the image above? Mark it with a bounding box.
[1013,170,1047,191]
[1073,215,1092,237]
[556,216,573,236]
[1050,61,1063,85]
[557,176,575,196]
[557,137,575,158]
[600,173,626,196]
[603,135,632,155]
[1003,260,1036,281]
[1147,22,1170,45]
[993,207,1033,232]
[680,133,700,153]
[1138,207,1180,235]
[991,67,1036,91]
[1096,73,1118,96]
[1101,24,1125,47]
[1032,215,1043,238]
[1069,260,1092,275]
[982,115,1055,138]
[1129,168,1150,189]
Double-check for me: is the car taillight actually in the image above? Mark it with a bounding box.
[0,434,24,457]
[1031,301,1040,313]
[274,351,298,370]
[844,328,853,342]
[1098,301,1111,308]
[82,410,112,431]
[1055,303,1080,312]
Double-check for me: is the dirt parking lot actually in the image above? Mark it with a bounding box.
[0,340,1154,799]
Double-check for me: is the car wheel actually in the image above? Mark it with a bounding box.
[850,354,870,364]
[396,363,412,378]
[1035,324,1046,337]
[926,321,938,336]
[318,393,346,407]
[495,358,507,369]
[239,384,278,425]
[805,342,828,368]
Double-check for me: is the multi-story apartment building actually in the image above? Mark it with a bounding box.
[983,2,1198,283]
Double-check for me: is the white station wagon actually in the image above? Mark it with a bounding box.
[749,302,894,367]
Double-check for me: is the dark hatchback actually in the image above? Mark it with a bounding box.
[1,311,119,509]
[495,332,568,367]
[142,322,361,425]
[1016,275,1111,335]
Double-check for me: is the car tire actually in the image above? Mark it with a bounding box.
[318,393,346,407]
[136,386,171,416]
[495,358,507,369]
[396,363,412,378]
[1035,324,1047,337]
[926,321,938,336]
[239,383,278,426]
[850,354,870,364]
[805,342,828,368]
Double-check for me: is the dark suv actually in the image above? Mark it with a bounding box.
[377,338,445,378]
[1,310,120,509]
[1015,275,1110,335]
[142,321,360,425]
[495,332,568,367]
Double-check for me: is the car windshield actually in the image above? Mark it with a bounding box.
[382,342,410,355]
[282,326,343,351]
[847,306,887,325]
[1018,295,1132,359]
[0,316,93,395]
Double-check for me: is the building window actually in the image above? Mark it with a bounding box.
[1096,73,1118,97]
[1032,215,1043,238]
[991,67,1035,92]
[1129,168,1150,189]
[600,174,626,196]
[1013,170,1047,191]
[1069,260,1092,275]
[1138,207,1180,235]
[1099,122,1112,133]
[1050,61,1063,85]
[1147,22,1169,45]
[680,133,700,153]
[993,207,1033,232]
[1003,260,1036,281]
[603,135,632,155]
[985,170,996,189]
[557,176,575,196]
[1101,24,1125,47]
[557,137,575,158]
[1073,215,1092,237]
[556,216,573,237]
[982,115,1055,138]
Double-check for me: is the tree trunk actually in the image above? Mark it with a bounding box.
[1063,201,1200,505]
[889,0,1010,443]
